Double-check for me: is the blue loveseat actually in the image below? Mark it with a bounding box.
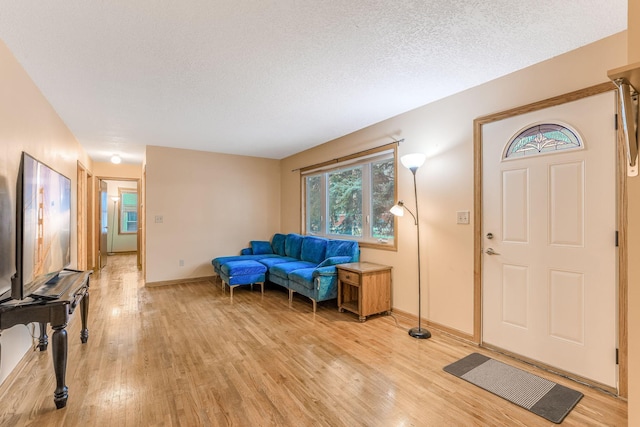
[212,233,360,311]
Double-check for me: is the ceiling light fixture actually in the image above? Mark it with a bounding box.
[110,154,122,164]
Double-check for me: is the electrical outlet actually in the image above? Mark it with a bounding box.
[179,259,184,267]
[155,215,163,223]
[456,210,470,224]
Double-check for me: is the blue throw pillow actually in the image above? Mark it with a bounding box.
[251,241,274,255]
[316,256,352,268]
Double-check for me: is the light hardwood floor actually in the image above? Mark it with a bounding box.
[0,254,627,426]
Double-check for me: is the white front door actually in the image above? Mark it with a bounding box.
[482,91,617,388]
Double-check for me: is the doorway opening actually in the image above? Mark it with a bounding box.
[96,177,141,270]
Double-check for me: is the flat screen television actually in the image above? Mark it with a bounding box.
[10,152,71,300]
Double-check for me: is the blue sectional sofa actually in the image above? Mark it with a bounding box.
[212,233,360,311]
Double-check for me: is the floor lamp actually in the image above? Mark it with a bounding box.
[390,153,431,339]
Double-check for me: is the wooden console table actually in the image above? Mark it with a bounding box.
[0,270,90,409]
[337,262,392,322]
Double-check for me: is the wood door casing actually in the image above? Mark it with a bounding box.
[99,179,108,269]
[473,82,628,396]
[482,91,617,389]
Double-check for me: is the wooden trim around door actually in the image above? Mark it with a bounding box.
[95,176,141,268]
[77,162,95,271]
[615,94,629,398]
[473,81,627,397]
[77,162,88,271]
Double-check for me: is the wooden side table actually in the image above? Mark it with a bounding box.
[337,262,392,322]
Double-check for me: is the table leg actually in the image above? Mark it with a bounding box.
[52,325,68,409]
[38,322,48,351]
[80,290,89,343]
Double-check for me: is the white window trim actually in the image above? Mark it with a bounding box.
[300,145,398,250]
[118,187,138,235]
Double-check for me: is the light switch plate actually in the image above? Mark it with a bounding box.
[456,210,470,224]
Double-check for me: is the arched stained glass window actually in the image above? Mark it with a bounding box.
[504,123,582,159]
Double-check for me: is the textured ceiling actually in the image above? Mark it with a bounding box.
[0,1,627,164]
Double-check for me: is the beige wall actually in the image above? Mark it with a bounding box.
[92,161,141,179]
[0,39,91,384]
[281,32,628,338]
[626,0,639,423]
[144,145,281,283]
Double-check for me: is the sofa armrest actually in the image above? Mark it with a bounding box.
[313,267,339,301]
[312,265,339,278]
[316,256,352,268]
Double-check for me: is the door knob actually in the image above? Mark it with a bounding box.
[486,248,500,255]
[486,232,494,239]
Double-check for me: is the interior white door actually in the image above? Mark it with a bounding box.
[482,91,617,388]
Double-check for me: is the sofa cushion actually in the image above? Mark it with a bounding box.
[212,254,277,272]
[250,240,273,255]
[212,255,244,271]
[220,260,267,277]
[316,256,352,268]
[271,233,287,256]
[259,256,297,268]
[300,236,327,264]
[224,272,266,286]
[270,261,317,280]
[284,233,303,258]
[325,239,359,259]
[288,268,315,291]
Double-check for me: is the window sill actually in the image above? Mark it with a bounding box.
[358,241,397,251]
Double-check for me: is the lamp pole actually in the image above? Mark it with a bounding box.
[407,166,430,339]
[390,152,431,339]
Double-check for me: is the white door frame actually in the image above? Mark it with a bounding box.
[473,82,628,397]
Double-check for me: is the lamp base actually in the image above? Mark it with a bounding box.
[408,327,431,339]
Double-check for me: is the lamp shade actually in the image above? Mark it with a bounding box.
[390,203,405,217]
[400,153,426,170]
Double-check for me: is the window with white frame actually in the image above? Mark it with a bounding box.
[302,147,396,248]
[118,188,138,234]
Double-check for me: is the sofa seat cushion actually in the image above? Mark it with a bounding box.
[270,261,317,280]
[220,260,267,277]
[219,260,267,286]
[259,256,297,268]
[288,268,316,291]
[212,254,279,272]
